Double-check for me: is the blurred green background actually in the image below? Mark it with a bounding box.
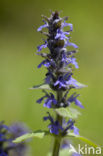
[0,0,103,155]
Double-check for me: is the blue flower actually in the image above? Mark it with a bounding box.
[55,29,70,40]
[0,121,9,142]
[9,122,29,156]
[61,52,79,68]
[0,121,9,156]
[38,59,56,68]
[54,74,78,89]
[36,95,47,104]
[62,21,73,31]
[0,121,30,156]
[9,122,29,138]
[65,39,78,49]
[66,77,79,88]
[61,52,70,65]
[73,126,79,135]
[63,119,79,135]
[45,72,54,84]
[37,41,47,52]
[44,114,79,135]
[44,113,63,135]
[36,11,85,154]
[37,93,57,108]
[54,76,66,88]
[38,59,51,68]
[61,140,70,149]
[37,23,48,32]
[72,153,81,156]
[67,93,84,108]
[0,149,8,156]
[70,57,79,68]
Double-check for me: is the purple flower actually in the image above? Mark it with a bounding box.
[9,122,29,138]
[9,122,29,156]
[37,41,47,52]
[55,29,70,40]
[38,59,51,68]
[61,53,79,68]
[62,21,73,31]
[44,94,57,108]
[65,40,78,49]
[70,57,79,68]
[68,42,78,49]
[45,72,53,84]
[54,76,66,88]
[0,150,7,156]
[61,140,70,149]
[72,153,81,156]
[61,52,70,65]
[44,113,63,135]
[44,114,79,135]
[0,122,9,142]
[0,121,10,156]
[36,11,86,153]
[73,126,79,135]
[63,119,79,135]
[54,74,78,89]
[37,23,48,32]
[38,59,56,68]
[66,77,79,88]
[67,93,84,108]
[37,93,57,108]
[36,95,47,104]
[48,121,62,135]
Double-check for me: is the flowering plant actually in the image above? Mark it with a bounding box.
[14,11,97,156]
[0,121,29,156]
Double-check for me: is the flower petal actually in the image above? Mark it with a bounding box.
[37,23,48,31]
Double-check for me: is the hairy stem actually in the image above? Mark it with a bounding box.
[52,91,63,156]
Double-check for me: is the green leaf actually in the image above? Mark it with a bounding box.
[13,130,49,143]
[75,82,88,89]
[68,133,98,148]
[55,107,81,119]
[29,83,51,90]
[69,108,81,118]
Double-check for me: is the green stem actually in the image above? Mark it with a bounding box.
[52,135,61,156]
[52,91,63,156]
